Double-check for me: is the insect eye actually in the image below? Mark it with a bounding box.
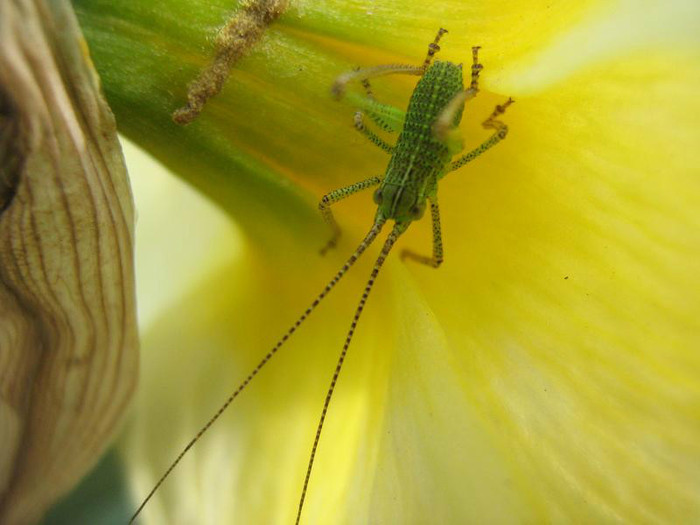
[373,188,383,204]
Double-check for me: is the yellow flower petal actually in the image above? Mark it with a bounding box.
[363,3,700,522]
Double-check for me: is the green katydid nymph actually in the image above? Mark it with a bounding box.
[130,28,513,524]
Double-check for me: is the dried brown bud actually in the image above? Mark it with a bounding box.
[0,0,139,522]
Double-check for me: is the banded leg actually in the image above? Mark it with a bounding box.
[468,45,483,91]
[448,97,514,173]
[433,46,483,141]
[354,111,394,153]
[332,28,449,98]
[401,196,444,268]
[349,93,406,133]
[319,176,382,254]
[349,73,403,152]
[422,27,449,69]
[353,70,399,150]
[332,64,423,99]
[358,73,375,100]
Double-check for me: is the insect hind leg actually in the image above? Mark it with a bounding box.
[483,97,514,137]
[433,46,484,143]
[332,63,424,99]
[469,45,483,91]
[332,28,450,99]
[422,27,449,69]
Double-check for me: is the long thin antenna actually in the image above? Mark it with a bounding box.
[295,222,406,525]
[129,219,387,524]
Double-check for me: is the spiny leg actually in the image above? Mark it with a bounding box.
[433,46,483,141]
[333,27,449,98]
[483,97,514,134]
[350,63,407,133]
[401,196,444,268]
[295,223,407,525]
[319,176,382,255]
[359,72,374,100]
[468,45,483,91]
[332,63,424,99]
[349,93,406,134]
[354,111,394,153]
[352,71,397,153]
[128,221,387,524]
[422,27,449,69]
[449,97,514,172]
[349,95,405,151]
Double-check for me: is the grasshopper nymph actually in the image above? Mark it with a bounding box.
[130,28,513,524]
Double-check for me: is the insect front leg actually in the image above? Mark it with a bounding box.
[319,176,382,254]
[448,97,514,172]
[401,196,444,268]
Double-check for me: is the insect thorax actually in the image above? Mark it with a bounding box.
[378,61,464,224]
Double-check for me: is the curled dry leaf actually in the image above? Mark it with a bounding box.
[0,0,138,522]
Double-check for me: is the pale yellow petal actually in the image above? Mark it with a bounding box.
[362,8,700,524]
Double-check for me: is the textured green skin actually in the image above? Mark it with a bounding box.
[375,60,464,224]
